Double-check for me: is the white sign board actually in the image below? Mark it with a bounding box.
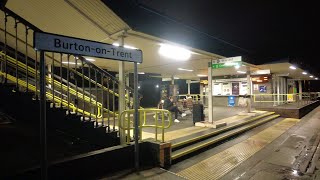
[212,56,241,64]
[34,32,143,63]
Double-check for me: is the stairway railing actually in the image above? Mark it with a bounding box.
[0,7,138,132]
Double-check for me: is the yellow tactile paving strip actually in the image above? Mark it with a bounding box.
[177,118,299,180]
[142,111,267,141]
[213,110,266,125]
[142,126,209,141]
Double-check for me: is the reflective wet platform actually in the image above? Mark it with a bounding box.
[106,106,320,179]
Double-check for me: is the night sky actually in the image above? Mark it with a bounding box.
[137,0,318,72]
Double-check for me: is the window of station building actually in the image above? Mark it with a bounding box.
[213,81,248,96]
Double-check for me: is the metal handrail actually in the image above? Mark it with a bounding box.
[118,109,172,144]
[0,51,107,114]
[0,70,98,118]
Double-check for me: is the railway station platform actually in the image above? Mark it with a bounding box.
[104,106,320,180]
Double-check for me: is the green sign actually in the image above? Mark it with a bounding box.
[212,62,241,69]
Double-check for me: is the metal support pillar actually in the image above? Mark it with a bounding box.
[118,35,126,144]
[39,51,47,180]
[208,61,213,123]
[277,77,280,105]
[298,80,302,100]
[200,83,204,103]
[187,80,191,95]
[246,66,252,113]
[133,62,139,171]
[126,73,130,109]
[279,77,283,104]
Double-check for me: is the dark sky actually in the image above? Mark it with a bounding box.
[137,0,318,72]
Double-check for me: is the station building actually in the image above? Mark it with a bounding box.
[0,0,319,179]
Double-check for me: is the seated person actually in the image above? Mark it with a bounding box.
[163,96,186,123]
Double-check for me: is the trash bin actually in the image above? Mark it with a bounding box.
[193,103,204,124]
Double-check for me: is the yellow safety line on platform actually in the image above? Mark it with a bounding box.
[141,111,267,142]
[142,126,209,141]
[176,118,300,180]
[172,112,275,149]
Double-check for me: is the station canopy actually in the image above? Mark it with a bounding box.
[3,0,315,81]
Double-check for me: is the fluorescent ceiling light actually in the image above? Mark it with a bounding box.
[177,68,193,72]
[257,80,262,82]
[138,72,145,74]
[85,58,95,62]
[310,75,314,78]
[315,78,318,80]
[237,70,246,74]
[174,77,179,79]
[197,74,207,77]
[302,72,307,75]
[112,43,137,49]
[155,84,159,88]
[234,65,240,69]
[158,44,191,61]
[289,65,296,70]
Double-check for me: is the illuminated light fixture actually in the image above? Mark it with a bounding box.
[85,58,95,62]
[310,75,314,78]
[177,68,193,72]
[289,65,297,70]
[257,80,263,82]
[158,43,191,61]
[137,63,141,64]
[138,86,141,89]
[155,84,159,88]
[174,77,179,79]
[237,70,246,74]
[138,72,145,75]
[197,74,207,77]
[264,77,268,79]
[234,65,240,69]
[315,78,318,80]
[112,43,137,49]
[302,72,307,75]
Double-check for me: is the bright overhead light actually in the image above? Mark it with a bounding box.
[112,43,137,49]
[289,65,297,70]
[237,70,246,74]
[310,75,314,78]
[197,74,207,77]
[234,65,240,69]
[159,43,191,61]
[177,68,193,72]
[138,86,141,89]
[138,72,145,75]
[302,72,307,75]
[315,78,318,80]
[155,84,159,88]
[174,77,179,79]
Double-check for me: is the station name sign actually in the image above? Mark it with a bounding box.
[34,32,143,63]
[211,56,242,69]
